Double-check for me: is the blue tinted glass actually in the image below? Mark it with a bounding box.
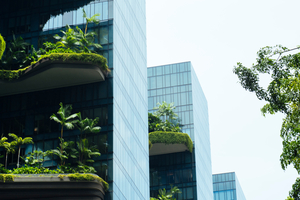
[103,2,108,20]
[148,62,213,199]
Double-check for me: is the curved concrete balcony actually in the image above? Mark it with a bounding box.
[149,131,193,156]
[0,58,105,97]
[0,175,106,200]
[149,143,190,156]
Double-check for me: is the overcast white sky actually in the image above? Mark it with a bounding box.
[146,0,300,199]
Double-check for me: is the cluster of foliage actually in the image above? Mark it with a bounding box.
[47,102,101,173]
[149,101,181,132]
[0,102,102,175]
[150,186,181,200]
[0,52,109,81]
[0,67,28,80]
[0,34,5,59]
[40,52,108,70]
[0,174,15,183]
[0,35,33,70]
[11,165,62,174]
[288,178,300,200]
[286,197,295,200]
[0,134,33,169]
[58,173,108,191]
[149,131,193,153]
[233,45,300,197]
[0,173,108,192]
[0,9,108,80]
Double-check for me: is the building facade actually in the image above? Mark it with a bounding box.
[148,62,213,200]
[0,1,149,200]
[213,172,246,200]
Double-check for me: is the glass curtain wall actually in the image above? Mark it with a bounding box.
[0,0,149,200]
[112,0,149,199]
[0,81,113,183]
[191,65,214,200]
[213,172,246,200]
[148,62,213,200]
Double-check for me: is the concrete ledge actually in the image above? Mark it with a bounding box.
[0,59,105,97]
[0,176,105,200]
[149,143,189,156]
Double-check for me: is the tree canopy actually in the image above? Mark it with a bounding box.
[149,101,181,133]
[233,45,300,197]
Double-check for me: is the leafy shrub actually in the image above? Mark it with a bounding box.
[149,131,193,153]
[0,174,15,183]
[12,165,63,174]
[66,173,109,191]
[0,67,28,81]
[0,52,109,81]
[148,113,162,133]
[0,34,5,60]
[39,53,109,72]
[23,150,46,168]
[59,163,97,174]
[44,47,75,55]
[0,165,12,173]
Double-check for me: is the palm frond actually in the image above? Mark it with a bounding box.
[50,114,62,124]
[8,133,18,140]
[66,113,78,120]
[65,122,75,129]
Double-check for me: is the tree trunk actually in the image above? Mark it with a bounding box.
[61,125,63,139]
[85,23,88,35]
[5,152,8,169]
[60,126,64,154]
[17,146,20,168]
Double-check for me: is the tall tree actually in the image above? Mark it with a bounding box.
[2,142,15,169]
[76,112,101,139]
[152,101,181,132]
[50,102,78,153]
[82,8,100,35]
[233,45,300,196]
[9,133,33,168]
[0,136,8,164]
[154,101,178,121]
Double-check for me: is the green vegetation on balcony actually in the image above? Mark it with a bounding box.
[0,174,15,183]
[0,9,109,81]
[0,102,108,192]
[0,173,108,192]
[149,131,193,153]
[0,34,5,60]
[148,102,193,153]
[58,173,109,192]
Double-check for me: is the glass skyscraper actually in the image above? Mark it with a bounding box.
[0,1,148,200]
[213,172,246,200]
[148,62,213,200]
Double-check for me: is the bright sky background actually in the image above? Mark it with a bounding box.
[146,0,300,199]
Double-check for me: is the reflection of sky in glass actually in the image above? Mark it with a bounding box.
[43,2,112,31]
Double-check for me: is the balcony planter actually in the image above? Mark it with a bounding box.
[0,53,109,96]
[149,131,193,156]
[0,173,107,200]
